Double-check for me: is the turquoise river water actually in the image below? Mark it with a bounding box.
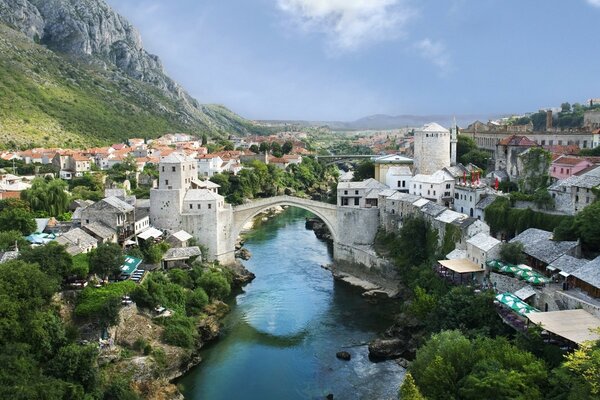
[179,207,404,400]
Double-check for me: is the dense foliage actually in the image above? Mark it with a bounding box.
[75,281,136,326]
[210,157,338,205]
[0,259,139,398]
[485,197,574,239]
[499,242,526,265]
[457,135,489,169]
[21,177,70,217]
[88,243,125,280]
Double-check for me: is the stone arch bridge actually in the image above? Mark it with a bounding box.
[231,195,338,244]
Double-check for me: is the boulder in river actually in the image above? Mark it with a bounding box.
[368,338,404,360]
[336,351,351,361]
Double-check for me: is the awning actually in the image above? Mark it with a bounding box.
[495,292,539,316]
[137,227,163,240]
[438,259,483,274]
[120,256,142,276]
[526,309,600,345]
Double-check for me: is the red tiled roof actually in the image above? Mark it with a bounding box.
[497,134,538,147]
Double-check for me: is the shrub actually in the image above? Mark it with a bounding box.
[185,287,209,316]
[198,271,231,300]
[161,316,198,348]
[74,281,135,325]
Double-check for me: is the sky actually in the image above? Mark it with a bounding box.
[106,0,600,122]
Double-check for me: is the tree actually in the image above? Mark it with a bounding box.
[561,102,572,113]
[20,241,73,280]
[353,159,375,181]
[186,287,209,315]
[249,144,259,154]
[409,331,548,400]
[282,140,293,154]
[89,243,124,279]
[201,134,208,146]
[0,230,28,251]
[399,373,426,400]
[259,142,271,153]
[557,335,600,398]
[198,271,231,300]
[574,201,600,252]
[457,135,477,161]
[499,242,525,265]
[21,178,69,217]
[271,142,282,157]
[0,207,36,235]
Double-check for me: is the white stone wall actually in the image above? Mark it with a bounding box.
[413,129,451,175]
[336,207,380,246]
[150,189,183,231]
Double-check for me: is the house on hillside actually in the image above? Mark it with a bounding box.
[81,196,136,244]
[509,228,580,271]
[337,179,389,208]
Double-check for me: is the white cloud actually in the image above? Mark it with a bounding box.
[415,38,451,75]
[586,0,600,7]
[277,0,416,51]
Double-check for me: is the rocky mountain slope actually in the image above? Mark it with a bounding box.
[0,0,266,147]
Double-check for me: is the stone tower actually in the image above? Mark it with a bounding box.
[450,117,458,166]
[413,122,451,175]
[150,152,234,263]
[150,153,197,231]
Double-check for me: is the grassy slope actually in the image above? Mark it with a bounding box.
[0,24,267,148]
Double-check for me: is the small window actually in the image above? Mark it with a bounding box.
[355,190,359,195]
[172,166,176,172]
[197,204,201,209]
[189,204,193,209]
[165,179,169,185]
[354,198,359,206]
[344,190,348,195]
[208,204,212,209]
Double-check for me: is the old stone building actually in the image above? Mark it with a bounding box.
[150,153,234,262]
[413,122,451,175]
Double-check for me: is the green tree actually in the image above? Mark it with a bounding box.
[557,335,600,398]
[0,230,28,251]
[457,135,477,161]
[20,241,73,280]
[201,134,208,146]
[0,207,36,235]
[186,287,209,315]
[353,159,375,181]
[259,142,271,153]
[21,178,69,217]
[89,243,124,279]
[46,344,99,391]
[499,242,525,265]
[282,140,293,154]
[399,373,426,400]
[198,271,231,300]
[249,144,259,154]
[574,201,600,252]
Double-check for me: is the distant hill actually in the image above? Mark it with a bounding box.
[260,113,503,132]
[0,0,266,148]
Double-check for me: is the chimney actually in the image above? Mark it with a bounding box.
[546,110,553,130]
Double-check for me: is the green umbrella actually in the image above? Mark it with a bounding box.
[526,275,548,285]
[486,260,505,270]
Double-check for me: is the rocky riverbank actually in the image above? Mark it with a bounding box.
[305,217,333,242]
[98,262,255,400]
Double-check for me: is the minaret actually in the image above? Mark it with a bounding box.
[450,116,458,166]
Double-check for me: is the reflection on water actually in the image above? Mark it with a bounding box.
[179,207,404,400]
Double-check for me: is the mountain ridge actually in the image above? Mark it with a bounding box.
[0,0,267,147]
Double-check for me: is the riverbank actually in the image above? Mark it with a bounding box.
[94,261,255,400]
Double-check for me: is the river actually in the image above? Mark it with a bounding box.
[179,207,405,400]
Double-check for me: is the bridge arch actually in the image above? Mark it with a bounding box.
[231,196,338,246]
